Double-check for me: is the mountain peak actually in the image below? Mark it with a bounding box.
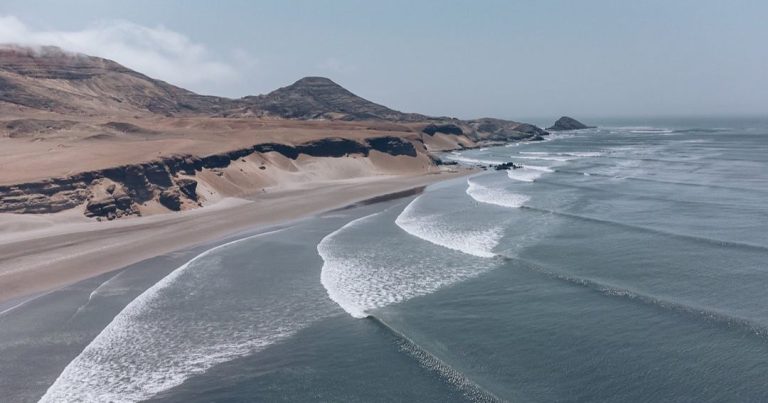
[0,44,126,79]
[281,76,355,97]
[242,76,422,121]
[292,76,338,86]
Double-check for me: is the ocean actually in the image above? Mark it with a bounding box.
[5,117,768,402]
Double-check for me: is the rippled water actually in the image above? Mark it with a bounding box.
[38,118,768,402]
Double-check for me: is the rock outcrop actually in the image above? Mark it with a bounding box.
[466,118,549,141]
[547,116,595,131]
[422,123,464,136]
[158,188,183,211]
[494,162,522,171]
[85,182,138,220]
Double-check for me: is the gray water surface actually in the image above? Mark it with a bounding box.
[7,118,768,402]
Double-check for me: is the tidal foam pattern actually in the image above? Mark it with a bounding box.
[320,210,499,318]
[466,179,529,208]
[40,229,328,403]
[395,196,502,258]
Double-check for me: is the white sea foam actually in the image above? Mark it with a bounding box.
[607,126,674,134]
[40,228,324,403]
[522,164,554,173]
[506,168,545,182]
[319,213,384,318]
[320,210,499,319]
[515,151,602,162]
[564,151,604,157]
[443,154,501,165]
[516,155,575,162]
[631,129,674,134]
[521,151,602,157]
[505,162,557,182]
[466,180,530,209]
[395,196,502,258]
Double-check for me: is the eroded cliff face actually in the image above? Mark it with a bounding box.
[0,136,423,220]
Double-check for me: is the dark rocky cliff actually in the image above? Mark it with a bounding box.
[0,136,420,219]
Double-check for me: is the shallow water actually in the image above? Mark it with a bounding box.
[20,117,768,401]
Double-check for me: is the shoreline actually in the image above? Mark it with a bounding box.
[0,168,474,306]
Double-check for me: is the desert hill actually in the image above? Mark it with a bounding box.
[233,76,426,121]
[0,45,230,117]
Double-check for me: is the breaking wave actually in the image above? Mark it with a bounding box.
[320,208,500,318]
[40,228,326,403]
[368,315,502,402]
[395,196,503,258]
[466,179,529,208]
[516,151,603,162]
[606,126,674,134]
[443,153,502,166]
[506,167,546,182]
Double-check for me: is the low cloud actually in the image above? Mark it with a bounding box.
[0,15,247,90]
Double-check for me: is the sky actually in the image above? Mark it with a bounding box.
[0,0,766,120]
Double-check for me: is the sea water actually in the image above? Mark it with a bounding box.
[33,117,768,402]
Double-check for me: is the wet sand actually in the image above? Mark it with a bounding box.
[0,169,471,306]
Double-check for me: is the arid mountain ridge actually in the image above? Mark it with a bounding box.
[0,45,546,140]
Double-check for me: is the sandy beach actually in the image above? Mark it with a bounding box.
[0,168,471,307]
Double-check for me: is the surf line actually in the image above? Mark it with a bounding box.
[39,226,291,403]
[509,256,768,339]
[519,205,768,253]
[0,289,58,317]
[366,314,505,403]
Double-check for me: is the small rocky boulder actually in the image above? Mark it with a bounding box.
[547,116,595,131]
[494,162,522,171]
[159,187,183,211]
[175,178,198,200]
[85,181,138,220]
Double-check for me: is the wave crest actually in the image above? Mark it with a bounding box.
[320,209,499,319]
[395,196,502,257]
[466,179,529,208]
[39,228,324,403]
